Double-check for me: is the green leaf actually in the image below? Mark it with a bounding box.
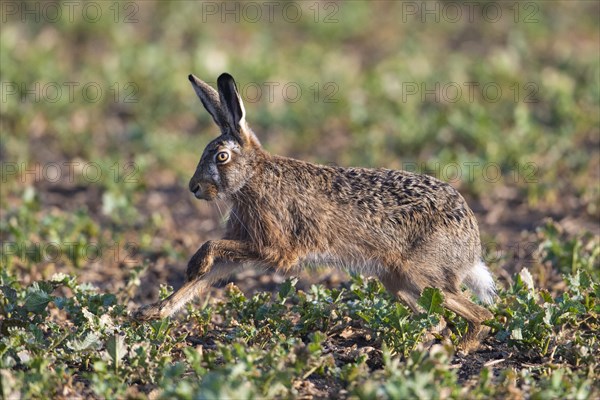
[24,290,52,313]
[151,318,171,340]
[69,332,100,352]
[1,285,17,302]
[278,277,298,303]
[101,293,117,307]
[105,335,127,370]
[511,327,523,341]
[418,288,444,315]
[579,271,592,290]
[93,360,107,373]
[543,307,554,325]
[308,331,326,354]
[539,290,553,303]
[50,272,70,285]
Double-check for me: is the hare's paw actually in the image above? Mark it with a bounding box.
[456,324,491,354]
[185,262,200,282]
[131,303,163,321]
[186,250,212,281]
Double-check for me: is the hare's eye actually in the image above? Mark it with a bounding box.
[216,151,230,163]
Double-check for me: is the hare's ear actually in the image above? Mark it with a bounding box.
[217,73,249,142]
[188,74,232,132]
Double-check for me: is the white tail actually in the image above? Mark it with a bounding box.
[464,260,496,304]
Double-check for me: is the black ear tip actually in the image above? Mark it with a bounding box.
[218,72,234,80]
[217,72,236,88]
[188,74,203,86]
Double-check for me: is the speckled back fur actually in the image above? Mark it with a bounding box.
[228,156,479,282]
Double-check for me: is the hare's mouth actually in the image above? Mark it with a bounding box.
[194,184,218,201]
[194,189,212,200]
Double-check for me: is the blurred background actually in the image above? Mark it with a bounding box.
[1,1,598,302]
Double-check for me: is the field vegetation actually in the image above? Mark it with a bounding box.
[1,1,599,398]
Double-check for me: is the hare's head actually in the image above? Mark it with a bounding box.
[188,73,261,200]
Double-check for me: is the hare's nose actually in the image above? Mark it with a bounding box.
[190,182,200,193]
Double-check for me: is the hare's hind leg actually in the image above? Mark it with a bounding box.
[443,291,493,350]
[380,271,449,340]
[443,291,493,323]
[379,271,492,346]
[380,273,421,312]
[132,240,260,321]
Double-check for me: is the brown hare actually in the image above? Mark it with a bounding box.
[133,73,495,345]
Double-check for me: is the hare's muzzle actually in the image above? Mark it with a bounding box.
[190,183,206,200]
[190,182,201,197]
[189,181,217,200]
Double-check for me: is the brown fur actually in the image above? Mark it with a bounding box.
[133,73,494,348]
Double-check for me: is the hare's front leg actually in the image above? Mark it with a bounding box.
[185,240,259,281]
[132,240,259,321]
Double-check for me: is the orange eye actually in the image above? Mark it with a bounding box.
[216,151,230,163]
